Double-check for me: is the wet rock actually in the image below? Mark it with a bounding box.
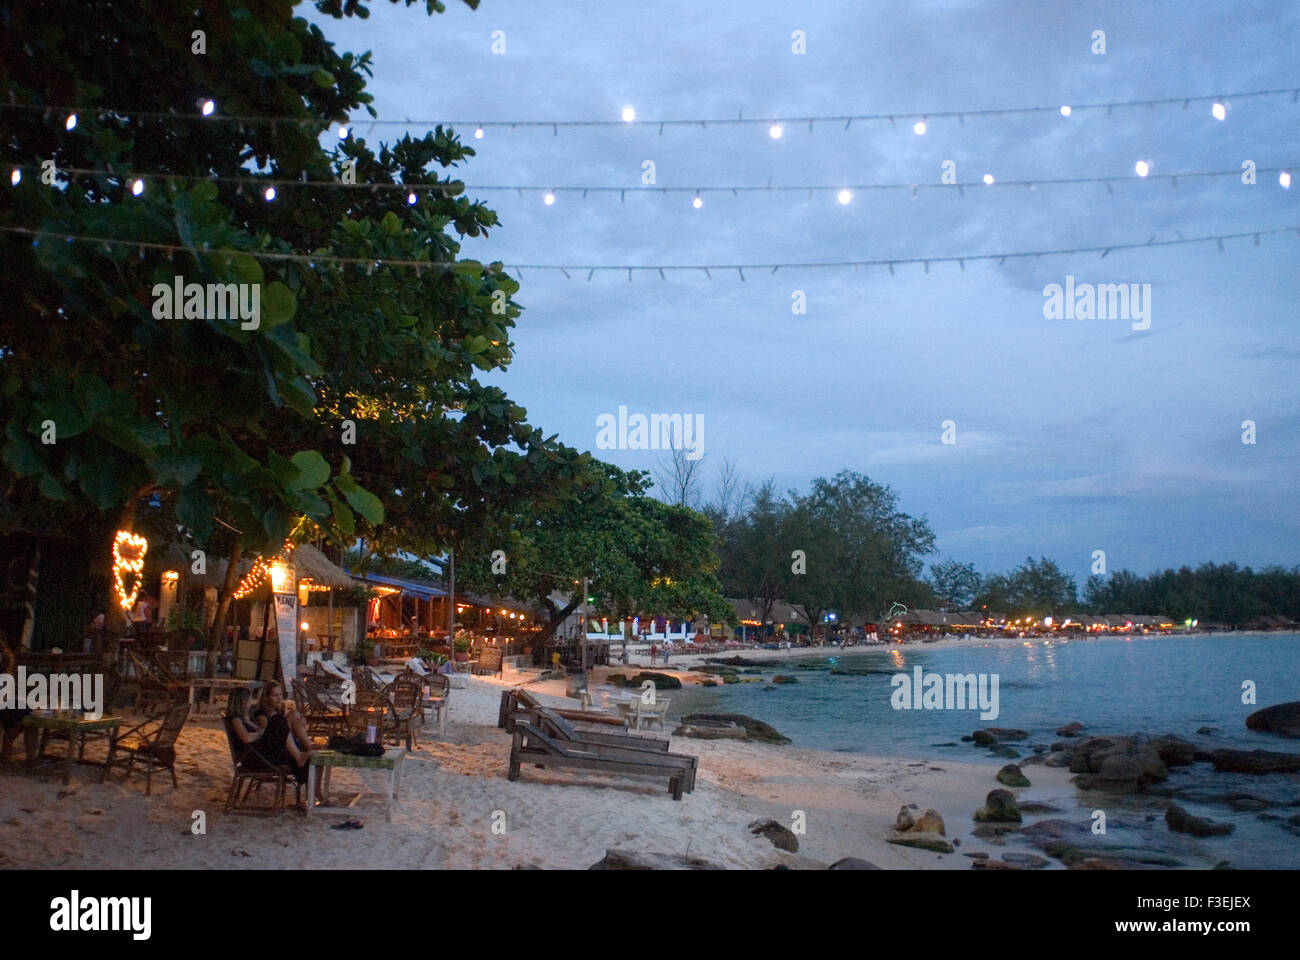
[1002,852,1049,869]
[996,764,1031,787]
[1056,722,1086,737]
[672,720,746,740]
[828,857,881,870]
[749,818,799,852]
[1197,726,1218,735]
[1165,803,1234,837]
[912,809,946,835]
[629,672,681,690]
[770,675,798,684]
[971,824,1016,842]
[680,713,790,744]
[971,859,1021,870]
[963,851,989,859]
[894,804,919,831]
[1019,819,1090,842]
[1043,753,1072,768]
[589,848,724,870]
[960,735,974,742]
[1211,749,1300,774]
[888,831,953,854]
[973,788,1022,823]
[1150,735,1197,766]
[974,727,1028,745]
[990,746,1022,759]
[1245,701,1300,738]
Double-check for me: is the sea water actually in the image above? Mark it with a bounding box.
[664,632,1300,868]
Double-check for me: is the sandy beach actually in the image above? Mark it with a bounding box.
[0,670,1071,870]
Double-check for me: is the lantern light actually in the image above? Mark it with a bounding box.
[338,124,350,140]
[66,113,77,131]
[982,173,995,185]
[768,124,783,139]
[912,119,926,135]
[269,560,290,592]
[1211,101,1226,121]
[10,169,20,186]
[1059,105,1072,117]
[1280,171,1292,189]
[407,191,417,205]
[264,186,277,201]
[131,179,144,196]
[692,193,702,209]
[474,126,484,139]
[201,99,216,116]
[621,106,635,122]
[1135,160,1150,177]
[837,188,852,205]
[543,191,555,205]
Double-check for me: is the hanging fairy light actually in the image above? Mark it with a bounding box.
[65,113,77,131]
[10,169,20,186]
[201,99,216,117]
[112,530,148,611]
[232,541,295,600]
[1059,105,1072,117]
[912,118,927,135]
[407,191,417,205]
[982,173,995,185]
[837,188,852,205]
[1279,170,1292,189]
[1211,101,1226,121]
[621,105,636,122]
[1134,160,1150,177]
[768,124,783,139]
[543,190,555,205]
[264,186,276,201]
[131,179,144,196]
[474,126,484,139]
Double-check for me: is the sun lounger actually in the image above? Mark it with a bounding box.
[508,721,688,800]
[498,687,626,732]
[530,709,694,791]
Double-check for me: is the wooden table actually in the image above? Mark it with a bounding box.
[306,748,405,823]
[187,678,265,715]
[22,714,123,785]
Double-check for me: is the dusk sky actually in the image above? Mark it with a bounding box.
[315,0,1300,586]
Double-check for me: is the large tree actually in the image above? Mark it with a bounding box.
[1,0,594,644]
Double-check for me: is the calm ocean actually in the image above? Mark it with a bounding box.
[656,632,1300,868]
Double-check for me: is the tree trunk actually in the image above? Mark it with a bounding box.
[535,596,581,646]
[208,540,243,652]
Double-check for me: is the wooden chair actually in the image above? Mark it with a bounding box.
[508,721,687,800]
[385,676,421,751]
[499,687,625,732]
[292,678,347,740]
[221,717,299,816]
[126,652,187,714]
[104,702,191,795]
[352,665,384,695]
[475,645,504,677]
[405,662,450,734]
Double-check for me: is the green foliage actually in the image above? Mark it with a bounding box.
[972,557,1077,617]
[1083,562,1300,626]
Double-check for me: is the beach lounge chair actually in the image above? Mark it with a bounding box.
[104,702,191,796]
[528,709,695,791]
[508,721,688,800]
[316,659,353,685]
[499,687,627,732]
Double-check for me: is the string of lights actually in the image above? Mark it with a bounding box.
[5,85,1296,138]
[4,224,1295,278]
[10,162,1296,202]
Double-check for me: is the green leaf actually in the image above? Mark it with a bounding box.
[289,450,330,489]
[465,335,489,354]
[332,500,356,539]
[341,484,384,524]
[312,69,336,89]
[260,281,297,328]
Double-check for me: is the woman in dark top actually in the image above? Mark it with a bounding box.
[0,636,39,766]
[225,685,313,784]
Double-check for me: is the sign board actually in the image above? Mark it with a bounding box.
[273,590,298,684]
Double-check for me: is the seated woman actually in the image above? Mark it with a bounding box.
[225,685,313,786]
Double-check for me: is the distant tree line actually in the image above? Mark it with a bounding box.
[1082,563,1300,626]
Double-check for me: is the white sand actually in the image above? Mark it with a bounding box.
[0,672,1071,869]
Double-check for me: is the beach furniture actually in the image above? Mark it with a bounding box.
[307,748,405,823]
[125,651,188,713]
[498,687,626,732]
[508,721,687,800]
[103,702,190,795]
[405,664,449,736]
[222,719,300,817]
[475,645,504,677]
[529,710,695,792]
[187,677,264,716]
[316,659,352,685]
[22,712,123,785]
[291,678,347,739]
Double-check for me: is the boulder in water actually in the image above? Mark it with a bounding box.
[996,764,1031,787]
[680,713,790,744]
[1210,749,1300,774]
[1245,702,1300,738]
[973,788,1022,823]
[1165,803,1234,837]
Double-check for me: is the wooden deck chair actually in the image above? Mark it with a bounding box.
[221,717,298,816]
[126,651,187,714]
[532,709,694,791]
[104,702,191,796]
[292,678,347,739]
[501,687,625,732]
[508,721,686,801]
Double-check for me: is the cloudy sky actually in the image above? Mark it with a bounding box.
[313,0,1300,585]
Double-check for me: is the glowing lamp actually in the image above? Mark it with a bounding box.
[269,560,290,592]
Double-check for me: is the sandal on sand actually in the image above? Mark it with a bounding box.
[329,819,364,830]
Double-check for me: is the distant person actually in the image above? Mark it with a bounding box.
[648,643,657,666]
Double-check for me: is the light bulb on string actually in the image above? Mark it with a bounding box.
[1281,171,1292,189]
[913,119,926,135]
[621,106,635,122]
[338,124,350,140]
[131,179,144,196]
[1059,105,1072,117]
[10,169,20,186]
[837,189,852,205]
[201,99,215,116]
[1211,101,1226,121]
[543,191,555,206]
[474,126,484,139]
[1135,160,1150,177]
[264,186,277,201]
[769,124,783,139]
[982,173,995,185]
[65,113,77,131]
[692,193,702,209]
[407,191,417,205]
